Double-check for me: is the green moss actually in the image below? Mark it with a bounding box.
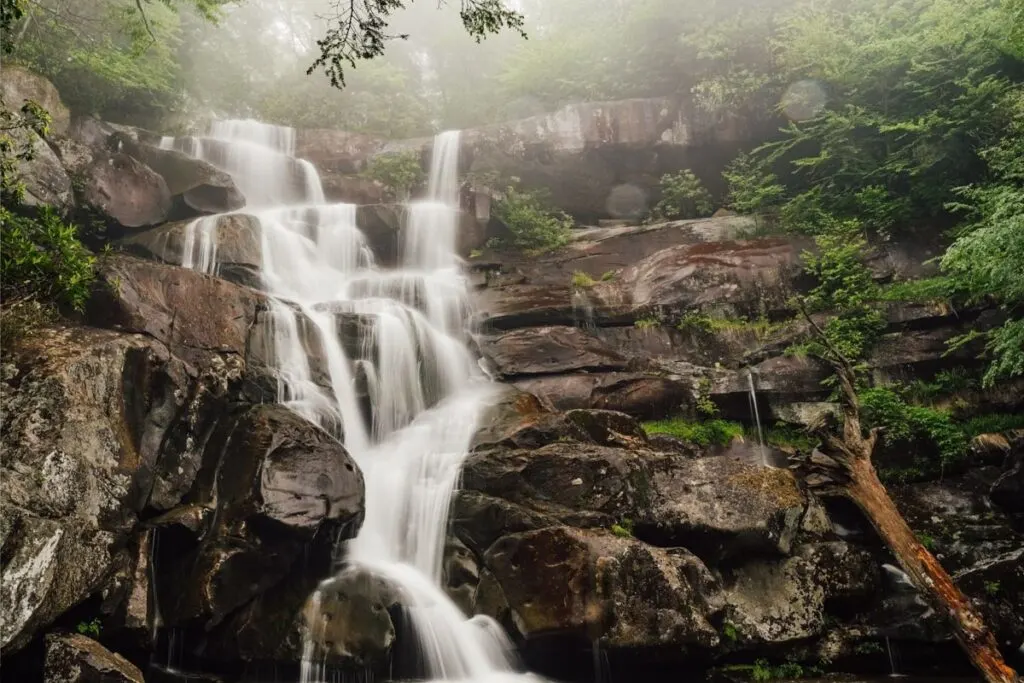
[963,413,1024,437]
[571,270,597,289]
[642,418,744,447]
[675,311,786,340]
[634,315,661,330]
[600,270,617,281]
[610,518,634,538]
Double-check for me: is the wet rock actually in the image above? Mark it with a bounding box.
[90,254,265,362]
[120,140,246,216]
[43,632,144,683]
[302,567,398,666]
[722,542,879,645]
[320,172,387,205]
[1,66,70,135]
[451,491,561,557]
[480,326,630,378]
[118,214,263,278]
[81,152,172,229]
[990,431,1024,513]
[162,404,363,632]
[565,409,648,448]
[463,441,652,531]
[0,326,228,651]
[640,455,807,561]
[622,238,804,316]
[443,536,481,614]
[514,372,692,419]
[480,526,722,649]
[295,129,384,174]
[469,386,589,452]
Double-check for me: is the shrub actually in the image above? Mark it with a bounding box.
[610,518,634,538]
[1,207,96,313]
[652,169,714,220]
[570,270,596,289]
[490,187,574,253]
[362,151,425,200]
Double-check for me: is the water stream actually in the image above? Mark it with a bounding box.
[165,121,544,683]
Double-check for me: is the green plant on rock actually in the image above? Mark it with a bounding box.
[1,97,51,206]
[634,314,661,330]
[570,270,596,289]
[610,518,634,538]
[76,617,102,638]
[695,377,719,417]
[722,621,739,643]
[642,417,743,447]
[854,641,885,655]
[362,151,425,200]
[490,186,574,253]
[651,169,714,220]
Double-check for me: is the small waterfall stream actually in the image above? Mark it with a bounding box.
[165,121,545,683]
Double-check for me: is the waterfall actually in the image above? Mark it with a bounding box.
[747,369,768,467]
[166,121,544,683]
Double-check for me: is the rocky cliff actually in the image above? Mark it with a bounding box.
[2,70,1022,683]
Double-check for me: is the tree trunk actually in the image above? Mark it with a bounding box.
[844,456,1020,683]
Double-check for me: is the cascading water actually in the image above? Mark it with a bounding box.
[166,120,545,683]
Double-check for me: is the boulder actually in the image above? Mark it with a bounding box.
[161,404,363,632]
[989,430,1024,513]
[463,441,656,529]
[11,127,74,213]
[90,254,265,362]
[43,632,144,683]
[469,386,588,452]
[119,139,246,216]
[479,526,722,649]
[640,454,807,561]
[81,152,172,230]
[118,214,264,287]
[295,129,385,174]
[722,542,879,645]
[320,172,387,205]
[0,325,232,651]
[1,66,70,135]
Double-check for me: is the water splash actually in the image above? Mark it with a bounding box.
[166,121,541,683]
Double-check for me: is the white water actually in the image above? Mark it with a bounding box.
[747,370,768,467]
[167,121,543,683]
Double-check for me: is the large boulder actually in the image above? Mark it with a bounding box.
[117,214,264,288]
[640,454,807,561]
[1,66,70,135]
[160,404,363,637]
[90,254,265,362]
[0,325,235,651]
[118,138,246,216]
[43,632,144,683]
[478,526,723,649]
[81,152,172,230]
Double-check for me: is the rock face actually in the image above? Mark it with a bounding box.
[14,128,75,214]
[1,65,71,135]
[43,633,144,683]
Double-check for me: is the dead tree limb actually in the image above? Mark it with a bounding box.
[794,301,1020,683]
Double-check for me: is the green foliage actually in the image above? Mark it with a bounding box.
[490,187,574,253]
[309,0,525,90]
[676,311,786,341]
[634,315,661,330]
[570,271,597,289]
[962,413,1024,438]
[984,580,1000,597]
[76,617,102,638]
[880,277,959,303]
[695,378,719,418]
[798,227,886,363]
[362,151,425,200]
[764,423,818,453]
[859,386,968,468]
[651,170,714,221]
[1,0,25,53]
[722,621,738,643]
[1,207,96,313]
[724,152,785,215]
[918,533,936,550]
[642,418,744,447]
[600,271,616,282]
[610,518,634,538]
